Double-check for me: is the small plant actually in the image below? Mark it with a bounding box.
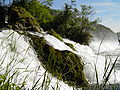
[48,29,63,41]
[65,42,76,51]
[83,36,120,90]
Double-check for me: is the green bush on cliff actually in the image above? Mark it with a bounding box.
[42,4,98,45]
[23,0,53,27]
[9,6,41,32]
[10,6,38,26]
[10,0,97,45]
[28,35,88,88]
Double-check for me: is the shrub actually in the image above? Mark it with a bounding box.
[42,4,97,45]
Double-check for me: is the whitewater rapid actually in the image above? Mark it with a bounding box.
[0,29,120,89]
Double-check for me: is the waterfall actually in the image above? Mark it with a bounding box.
[0,29,120,89]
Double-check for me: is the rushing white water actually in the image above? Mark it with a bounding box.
[0,29,120,90]
[0,29,75,90]
[44,30,120,84]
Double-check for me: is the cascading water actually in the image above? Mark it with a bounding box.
[0,29,120,89]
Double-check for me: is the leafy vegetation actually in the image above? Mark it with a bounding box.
[9,5,41,32]
[48,29,63,41]
[11,0,98,45]
[43,4,98,45]
[12,0,53,28]
[65,42,76,51]
[0,73,26,90]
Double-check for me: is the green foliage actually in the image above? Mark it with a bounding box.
[29,36,88,88]
[69,29,93,45]
[0,74,25,90]
[65,42,76,51]
[11,0,97,45]
[12,0,53,29]
[43,4,98,45]
[9,6,41,32]
[48,29,63,41]
[10,6,37,24]
[12,0,29,7]
[24,0,53,27]
[40,0,54,6]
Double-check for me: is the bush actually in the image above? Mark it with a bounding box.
[25,0,53,27]
[68,29,93,45]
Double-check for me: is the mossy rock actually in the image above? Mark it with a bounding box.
[29,35,88,88]
[9,6,41,32]
[48,29,63,41]
[65,42,76,51]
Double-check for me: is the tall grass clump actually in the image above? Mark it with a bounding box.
[83,55,120,90]
[83,36,120,90]
[0,30,64,90]
[0,31,26,90]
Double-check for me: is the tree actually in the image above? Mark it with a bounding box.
[44,4,98,45]
[79,5,97,33]
[12,0,30,7]
[12,0,53,26]
[25,0,53,26]
[38,0,53,6]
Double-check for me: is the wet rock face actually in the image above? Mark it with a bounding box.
[9,6,41,32]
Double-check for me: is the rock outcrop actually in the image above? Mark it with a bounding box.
[9,6,41,32]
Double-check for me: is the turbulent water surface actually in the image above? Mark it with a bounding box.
[0,29,120,90]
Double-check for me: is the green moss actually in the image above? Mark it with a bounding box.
[48,29,63,41]
[9,6,40,32]
[65,42,76,51]
[29,35,88,88]
[16,6,38,25]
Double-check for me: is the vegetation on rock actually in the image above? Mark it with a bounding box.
[64,42,76,51]
[47,29,63,41]
[9,5,41,32]
[29,35,88,87]
[42,4,98,45]
[10,0,98,45]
